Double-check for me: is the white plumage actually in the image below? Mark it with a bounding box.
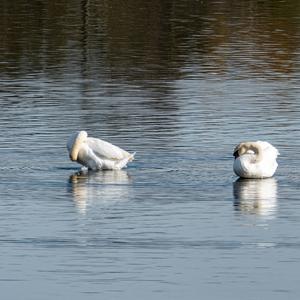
[233,141,279,179]
[67,131,135,170]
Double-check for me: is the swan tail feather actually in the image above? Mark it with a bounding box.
[128,152,136,162]
[114,152,135,170]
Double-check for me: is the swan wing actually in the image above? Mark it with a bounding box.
[87,137,131,161]
[256,141,279,158]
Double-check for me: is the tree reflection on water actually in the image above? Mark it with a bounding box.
[1,0,300,81]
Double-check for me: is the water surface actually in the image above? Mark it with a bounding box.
[1,1,300,299]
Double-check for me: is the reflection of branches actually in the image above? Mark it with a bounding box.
[1,1,299,79]
[233,178,278,219]
[80,0,89,77]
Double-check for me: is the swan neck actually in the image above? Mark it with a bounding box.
[247,143,263,162]
[70,132,87,161]
[70,141,80,161]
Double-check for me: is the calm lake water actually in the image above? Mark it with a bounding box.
[1,1,300,299]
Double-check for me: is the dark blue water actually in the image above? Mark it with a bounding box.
[1,1,300,299]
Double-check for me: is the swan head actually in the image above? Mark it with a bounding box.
[67,131,88,161]
[233,142,247,159]
[233,142,263,161]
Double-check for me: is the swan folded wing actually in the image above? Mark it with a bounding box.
[87,138,131,160]
[256,141,279,158]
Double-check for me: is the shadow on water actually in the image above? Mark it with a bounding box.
[68,169,132,214]
[233,177,278,219]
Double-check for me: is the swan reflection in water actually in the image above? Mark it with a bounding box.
[233,178,278,219]
[68,169,132,214]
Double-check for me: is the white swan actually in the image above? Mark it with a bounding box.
[233,141,279,179]
[67,131,135,170]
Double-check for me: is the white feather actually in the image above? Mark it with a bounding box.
[67,131,135,170]
[87,138,131,161]
[233,141,279,179]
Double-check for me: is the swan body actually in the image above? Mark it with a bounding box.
[233,141,279,179]
[67,131,135,170]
